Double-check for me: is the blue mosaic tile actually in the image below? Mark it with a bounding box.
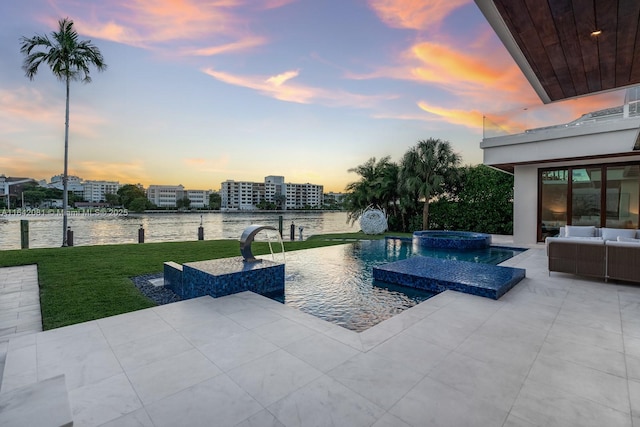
[163,262,183,295]
[169,257,284,300]
[413,231,492,250]
[372,256,525,300]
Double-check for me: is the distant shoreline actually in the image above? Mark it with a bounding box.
[137,209,346,214]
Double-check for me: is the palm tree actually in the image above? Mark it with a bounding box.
[344,156,399,225]
[21,18,106,246]
[400,139,460,230]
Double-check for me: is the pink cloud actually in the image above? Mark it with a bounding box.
[368,0,470,30]
[202,68,394,107]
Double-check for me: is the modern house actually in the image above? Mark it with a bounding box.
[475,0,640,244]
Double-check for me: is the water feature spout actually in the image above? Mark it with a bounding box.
[240,224,280,262]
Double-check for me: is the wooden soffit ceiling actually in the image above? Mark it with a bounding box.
[475,0,640,103]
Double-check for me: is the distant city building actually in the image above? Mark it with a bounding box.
[48,174,84,197]
[147,184,211,208]
[324,192,346,206]
[82,180,120,203]
[0,175,38,207]
[220,176,324,210]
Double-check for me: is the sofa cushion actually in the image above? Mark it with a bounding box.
[601,228,637,241]
[617,236,640,243]
[565,225,596,238]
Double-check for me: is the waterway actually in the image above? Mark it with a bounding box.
[0,210,355,250]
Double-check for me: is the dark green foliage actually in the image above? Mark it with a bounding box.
[129,197,150,213]
[176,196,191,209]
[117,184,147,209]
[209,192,221,209]
[344,146,513,234]
[428,165,514,234]
[20,183,63,207]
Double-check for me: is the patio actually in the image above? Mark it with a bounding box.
[1,244,639,426]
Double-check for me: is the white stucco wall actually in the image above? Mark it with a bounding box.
[513,165,539,244]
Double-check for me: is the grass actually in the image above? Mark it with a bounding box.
[0,232,405,330]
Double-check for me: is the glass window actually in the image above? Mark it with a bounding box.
[571,167,602,226]
[606,165,639,228]
[540,169,568,239]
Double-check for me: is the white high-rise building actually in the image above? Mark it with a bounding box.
[147,185,211,208]
[82,180,120,203]
[220,176,323,210]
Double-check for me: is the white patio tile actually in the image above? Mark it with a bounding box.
[527,355,630,413]
[145,374,262,427]
[540,335,627,377]
[69,373,143,427]
[327,352,423,410]
[630,379,640,419]
[98,310,173,347]
[404,316,479,351]
[369,330,450,375]
[126,348,221,405]
[267,375,385,427]
[371,412,412,427]
[502,414,539,427]
[97,408,154,427]
[174,316,247,347]
[628,355,640,381]
[112,329,193,372]
[626,335,640,359]
[428,351,526,412]
[455,331,541,378]
[253,318,316,348]
[547,319,624,352]
[283,333,359,373]
[389,376,508,427]
[511,379,631,427]
[38,346,124,391]
[198,330,279,372]
[233,409,283,427]
[227,349,322,406]
[226,306,283,329]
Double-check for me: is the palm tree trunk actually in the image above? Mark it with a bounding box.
[423,199,429,230]
[62,76,70,247]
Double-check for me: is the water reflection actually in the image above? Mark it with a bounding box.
[0,211,353,250]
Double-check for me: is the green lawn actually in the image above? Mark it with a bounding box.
[0,232,404,330]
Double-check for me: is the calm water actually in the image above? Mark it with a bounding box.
[268,238,523,332]
[0,211,354,250]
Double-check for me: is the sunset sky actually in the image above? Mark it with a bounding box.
[0,0,626,192]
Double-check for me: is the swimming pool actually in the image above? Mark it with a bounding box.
[266,238,524,332]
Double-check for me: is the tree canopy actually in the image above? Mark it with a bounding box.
[344,141,513,235]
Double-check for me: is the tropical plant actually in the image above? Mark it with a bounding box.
[399,139,460,230]
[344,156,399,225]
[20,18,106,246]
[209,192,221,209]
[117,184,146,209]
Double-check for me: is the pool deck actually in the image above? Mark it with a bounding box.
[1,239,640,426]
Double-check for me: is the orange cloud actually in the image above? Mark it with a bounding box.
[202,68,393,107]
[368,0,470,29]
[417,101,484,130]
[72,160,151,184]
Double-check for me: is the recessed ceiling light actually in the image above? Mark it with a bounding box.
[591,30,602,37]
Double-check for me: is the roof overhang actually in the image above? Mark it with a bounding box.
[474,0,640,103]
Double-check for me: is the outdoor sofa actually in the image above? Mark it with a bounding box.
[546,226,640,283]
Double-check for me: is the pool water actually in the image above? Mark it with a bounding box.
[266,238,524,332]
